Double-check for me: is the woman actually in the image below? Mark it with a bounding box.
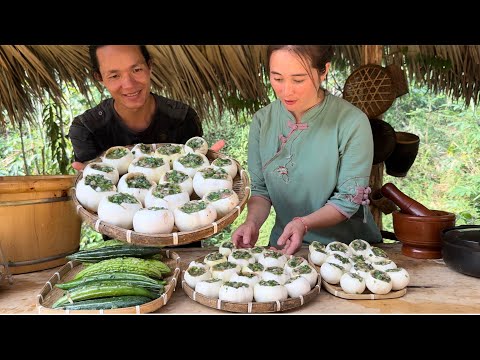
[232,45,382,255]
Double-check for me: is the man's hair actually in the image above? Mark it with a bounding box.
[88,45,151,79]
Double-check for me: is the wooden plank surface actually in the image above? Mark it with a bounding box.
[1,243,479,314]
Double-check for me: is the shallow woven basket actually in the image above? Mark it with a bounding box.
[385,64,409,98]
[37,250,180,314]
[343,64,396,119]
[307,254,406,300]
[72,147,250,246]
[181,255,321,313]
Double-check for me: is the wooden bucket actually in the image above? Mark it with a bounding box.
[0,175,81,274]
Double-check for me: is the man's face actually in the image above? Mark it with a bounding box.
[96,45,152,112]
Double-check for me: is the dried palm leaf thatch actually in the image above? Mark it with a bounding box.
[201,45,269,119]
[335,45,363,69]
[149,45,226,121]
[27,45,96,101]
[1,45,480,131]
[0,45,57,127]
[384,45,480,106]
[150,45,270,121]
[0,45,272,130]
[0,45,94,129]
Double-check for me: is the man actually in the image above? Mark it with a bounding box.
[68,45,203,170]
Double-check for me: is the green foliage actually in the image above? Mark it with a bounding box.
[43,102,70,174]
[382,86,480,231]
[229,206,275,247]
[202,112,275,247]
[202,113,250,170]
[79,223,104,250]
[1,125,25,175]
[1,83,103,176]
[223,93,266,120]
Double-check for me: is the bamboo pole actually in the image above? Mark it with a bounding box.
[361,45,384,230]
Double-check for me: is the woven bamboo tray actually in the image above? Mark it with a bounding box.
[307,254,406,300]
[181,255,321,313]
[72,147,250,246]
[37,250,180,314]
[343,64,396,119]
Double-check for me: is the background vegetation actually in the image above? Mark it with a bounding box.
[382,86,480,231]
[1,71,478,247]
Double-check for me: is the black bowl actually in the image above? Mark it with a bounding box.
[441,225,480,278]
[369,118,396,165]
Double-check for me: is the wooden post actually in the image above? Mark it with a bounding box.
[362,45,384,230]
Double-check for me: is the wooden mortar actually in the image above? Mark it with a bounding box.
[392,210,456,259]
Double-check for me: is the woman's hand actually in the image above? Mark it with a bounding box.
[276,218,306,255]
[72,162,86,171]
[232,220,259,249]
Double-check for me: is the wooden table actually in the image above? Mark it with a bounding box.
[1,243,479,314]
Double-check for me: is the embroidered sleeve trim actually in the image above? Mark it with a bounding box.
[348,186,372,206]
[328,185,372,223]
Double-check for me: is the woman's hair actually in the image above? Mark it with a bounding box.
[88,45,151,79]
[266,45,334,78]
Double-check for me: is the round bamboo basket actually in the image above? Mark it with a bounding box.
[0,175,81,274]
[307,254,406,300]
[343,64,396,118]
[72,147,250,246]
[385,64,409,98]
[182,255,321,313]
[37,250,180,314]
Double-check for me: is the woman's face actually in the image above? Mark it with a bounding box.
[269,49,327,117]
[96,45,152,112]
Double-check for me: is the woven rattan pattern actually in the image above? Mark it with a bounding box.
[37,250,181,314]
[72,147,250,247]
[343,64,396,118]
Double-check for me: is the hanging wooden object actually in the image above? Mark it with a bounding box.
[343,64,396,119]
[360,45,385,231]
[369,118,396,165]
[386,64,409,98]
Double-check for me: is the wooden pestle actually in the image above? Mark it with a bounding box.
[381,183,436,216]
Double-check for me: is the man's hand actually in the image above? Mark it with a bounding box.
[72,162,85,171]
[210,140,225,152]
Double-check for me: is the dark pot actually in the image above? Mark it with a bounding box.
[369,118,396,165]
[441,225,480,278]
[385,132,420,177]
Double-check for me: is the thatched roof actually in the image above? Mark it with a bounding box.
[1,45,479,129]
[337,45,480,106]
